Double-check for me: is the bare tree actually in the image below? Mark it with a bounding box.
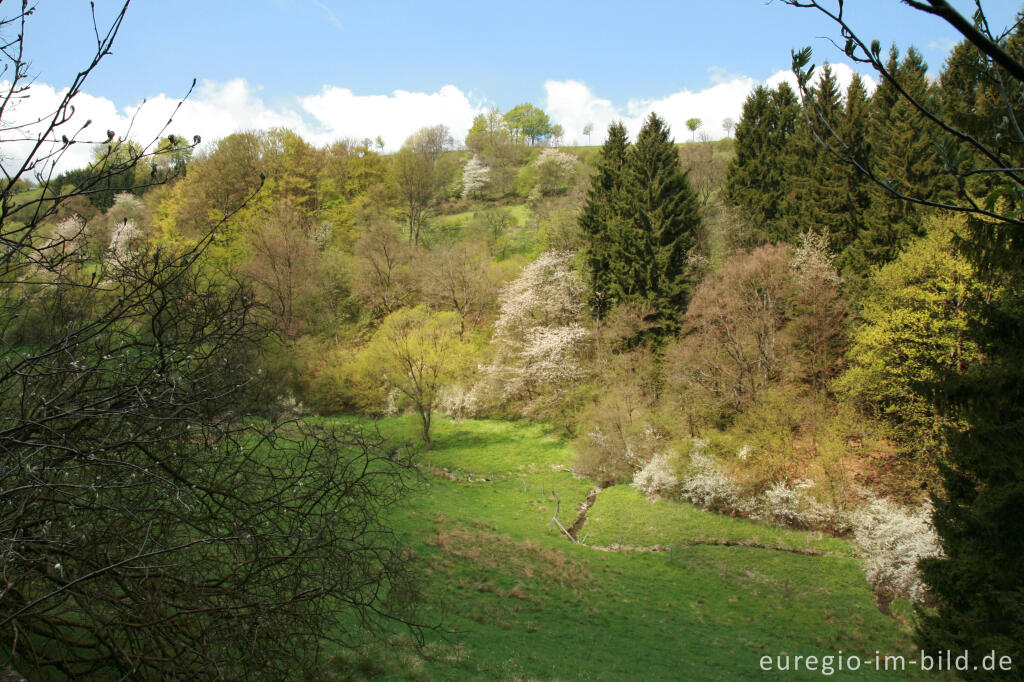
[722,117,735,138]
[351,219,419,316]
[392,125,455,245]
[0,4,421,678]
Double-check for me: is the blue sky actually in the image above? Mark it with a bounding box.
[19,0,1024,168]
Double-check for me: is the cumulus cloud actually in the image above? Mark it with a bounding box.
[547,63,876,146]
[300,84,483,151]
[2,63,877,176]
[1,78,488,175]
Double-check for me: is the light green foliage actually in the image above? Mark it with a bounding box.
[531,147,580,197]
[549,123,564,146]
[465,108,511,155]
[502,102,553,146]
[835,216,990,483]
[359,306,472,448]
[685,116,702,140]
[392,125,456,245]
[573,347,661,486]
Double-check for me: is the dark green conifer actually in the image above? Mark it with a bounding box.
[580,121,630,315]
[834,74,873,277]
[848,47,947,272]
[725,82,801,242]
[915,17,1024,666]
[778,63,847,244]
[616,113,701,332]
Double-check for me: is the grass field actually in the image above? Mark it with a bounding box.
[325,416,927,681]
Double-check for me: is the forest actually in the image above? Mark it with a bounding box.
[2,1,1023,679]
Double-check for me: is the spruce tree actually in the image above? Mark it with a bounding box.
[778,64,848,244]
[915,18,1024,667]
[847,48,947,273]
[580,121,630,316]
[616,113,701,332]
[725,83,801,242]
[835,74,872,271]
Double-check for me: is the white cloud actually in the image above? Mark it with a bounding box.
[300,84,484,150]
[546,63,876,146]
[0,79,489,175]
[765,62,877,97]
[1,64,878,177]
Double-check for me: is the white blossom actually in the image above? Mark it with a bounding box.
[790,229,839,286]
[852,495,940,603]
[480,251,588,411]
[633,453,679,498]
[108,219,140,258]
[461,154,490,197]
[754,480,829,529]
[680,442,750,514]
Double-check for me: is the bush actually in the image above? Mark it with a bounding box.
[754,480,830,529]
[680,441,752,514]
[632,452,680,498]
[852,496,940,603]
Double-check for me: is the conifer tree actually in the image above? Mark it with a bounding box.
[915,15,1024,665]
[847,48,947,272]
[725,83,801,242]
[779,64,848,244]
[834,74,872,270]
[784,3,1024,665]
[580,122,630,315]
[615,113,701,332]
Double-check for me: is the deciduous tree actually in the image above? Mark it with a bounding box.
[361,306,469,448]
[0,11,423,677]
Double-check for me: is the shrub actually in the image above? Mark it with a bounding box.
[754,480,830,529]
[632,452,680,498]
[852,496,940,603]
[680,441,751,514]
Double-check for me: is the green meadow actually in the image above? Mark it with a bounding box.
[325,417,926,681]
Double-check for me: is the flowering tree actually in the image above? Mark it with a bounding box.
[533,148,580,196]
[481,251,589,415]
[461,154,490,197]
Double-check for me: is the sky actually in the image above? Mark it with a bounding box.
[11,0,1024,172]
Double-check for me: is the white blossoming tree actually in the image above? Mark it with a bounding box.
[533,148,580,196]
[461,154,490,197]
[480,251,589,416]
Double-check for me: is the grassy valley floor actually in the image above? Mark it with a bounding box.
[325,417,928,681]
